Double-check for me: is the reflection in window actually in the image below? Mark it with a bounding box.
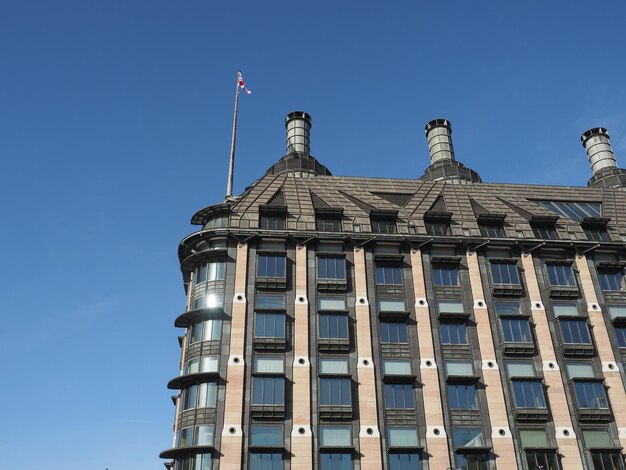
[387,427,419,447]
[193,261,226,286]
[511,380,546,408]
[455,453,488,470]
[452,426,486,448]
[183,356,219,375]
[319,358,349,375]
[187,319,222,343]
[318,257,346,280]
[204,212,229,229]
[250,425,283,446]
[546,263,576,287]
[448,383,477,410]
[254,312,286,338]
[560,319,592,344]
[256,294,286,309]
[181,382,217,410]
[440,322,467,345]
[380,321,408,343]
[501,318,532,343]
[536,200,601,221]
[584,226,610,241]
[252,377,284,405]
[388,453,421,470]
[384,383,414,409]
[495,301,521,315]
[379,299,406,312]
[490,261,520,285]
[173,454,212,470]
[599,269,624,291]
[257,254,286,278]
[319,314,349,339]
[376,264,403,285]
[319,378,351,406]
[250,453,282,470]
[573,381,609,409]
[432,263,458,286]
[319,426,351,447]
[320,452,352,470]
[383,359,412,376]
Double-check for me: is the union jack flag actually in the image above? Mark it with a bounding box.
[237,70,252,94]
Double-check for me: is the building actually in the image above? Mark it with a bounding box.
[160,111,626,470]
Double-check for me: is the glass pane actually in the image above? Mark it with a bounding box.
[566,363,594,378]
[445,361,473,376]
[383,360,412,375]
[608,305,626,320]
[438,301,464,314]
[320,358,349,375]
[320,426,351,447]
[506,362,534,377]
[319,297,347,310]
[388,453,420,470]
[388,428,419,447]
[256,295,286,309]
[553,303,579,317]
[520,429,548,448]
[195,425,214,445]
[250,425,283,446]
[201,356,219,373]
[583,430,612,448]
[379,299,406,312]
[495,301,521,315]
[254,357,284,373]
[453,427,485,448]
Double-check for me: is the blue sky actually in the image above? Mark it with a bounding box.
[1,1,626,469]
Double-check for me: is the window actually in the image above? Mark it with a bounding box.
[253,357,285,373]
[455,453,488,470]
[445,361,474,377]
[440,322,468,345]
[432,263,458,286]
[501,318,533,343]
[176,425,214,447]
[599,269,625,291]
[524,451,559,470]
[380,321,408,343]
[532,223,558,240]
[448,383,477,410]
[320,453,352,470]
[174,454,212,470]
[615,326,626,348]
[255,312,286,338]
[376,263,403,285]
[387,427,419,447]
[573,381,609,409]
[438,300,466,316]
[560,319,592,344]
[383,359,412,376]
[260,211,286,230]
[183,356,219,375]
[318,257,346,280]
[250,425,283,446]
[256,294,286,309]
[590,452,625,470]
[506,361,535,377]
[546,263,577,287]
[379,299,406,312]
[584,226,610,241]
[536,200,602,221]
[566,362,595,379]
[384,383,414,409]
[319,297,347,310]
[553,303,580,317]
[319,378,351,406]
[187,319,222,343]
[316,214,342,232]
[371,216,397,234]
[388,453,421,470]
[453,426,486,449]
[495,301,521,315]
[319,314,349,339]
[511,380,546,408]
[479,222,505,238]
[320,426,351,447]
[490,261,520,285]
[204,212,229,229]
[319,358,349,375]
[425,220,451,236]
[181,382,217,410]
[193,261,226,286]
[257,254,286,278]
[608,305,626,321]
[176,426,193,447]
[250,453,282,470]
[252,377,284,405]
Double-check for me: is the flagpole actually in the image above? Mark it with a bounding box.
[226,72,240,200]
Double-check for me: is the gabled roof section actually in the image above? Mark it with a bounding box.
[264,188,286,207]
[428,195,448,213]
[371,192,414,207]
[339,191,376,213]
[310,191,331,209]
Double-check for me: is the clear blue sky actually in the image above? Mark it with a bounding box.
[1,1,626,469]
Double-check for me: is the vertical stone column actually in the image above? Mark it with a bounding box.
[220,243,249,469]
[575,254,626,448]
[465,251,518,467]
[352,246,383,469]
[291,244,313,468]
[520,253,584,468]
[410,249,450,468]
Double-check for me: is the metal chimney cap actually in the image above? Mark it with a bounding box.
[581,127,609,147]
[285,111,312,128]
[425,118,452,135]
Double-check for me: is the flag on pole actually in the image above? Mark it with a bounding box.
[237,70,252,94]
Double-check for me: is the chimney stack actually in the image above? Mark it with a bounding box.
[581,127,618,175]
[425,118,455,164]
[285,111,312,155]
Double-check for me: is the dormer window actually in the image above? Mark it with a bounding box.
[316,208,343,232]
[259,205,287,230]
[477,214,506,238]
[424,211,452,236]
[581,217,611,242]
[530,215,558,240]
[370,210,398,234]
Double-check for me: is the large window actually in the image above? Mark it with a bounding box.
[174,454,212,470]
[511,380,546,409]
[452,427,488,469]
[545,263,577,287]
[573,381,609,410]
[187,319,222,343]
[320,453,352,470]
[257,254,286,278]
[319,314,349,340]
[432,263,458,286]
[252,377,284,405]
[388,453,421,470]
[193,261,226,286]
[250,425,283,446]
[250,453,282,470]
[255,312,286,338]
[176,424,214,447]
[501,318,533,344]
[181,382,217,410]
[520,429,560,470]
[376,263,403,285]
[490,261,520,285]
[319,378,351,406]
[599,269,625,291]
[183,356,219,375]
[380,321,408,343]
[535,200,602,221]
[318,257,346,280]
[440,322,468,345]
[448,383,477,410]
[384,383,414,409]
[560,319,592,345]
